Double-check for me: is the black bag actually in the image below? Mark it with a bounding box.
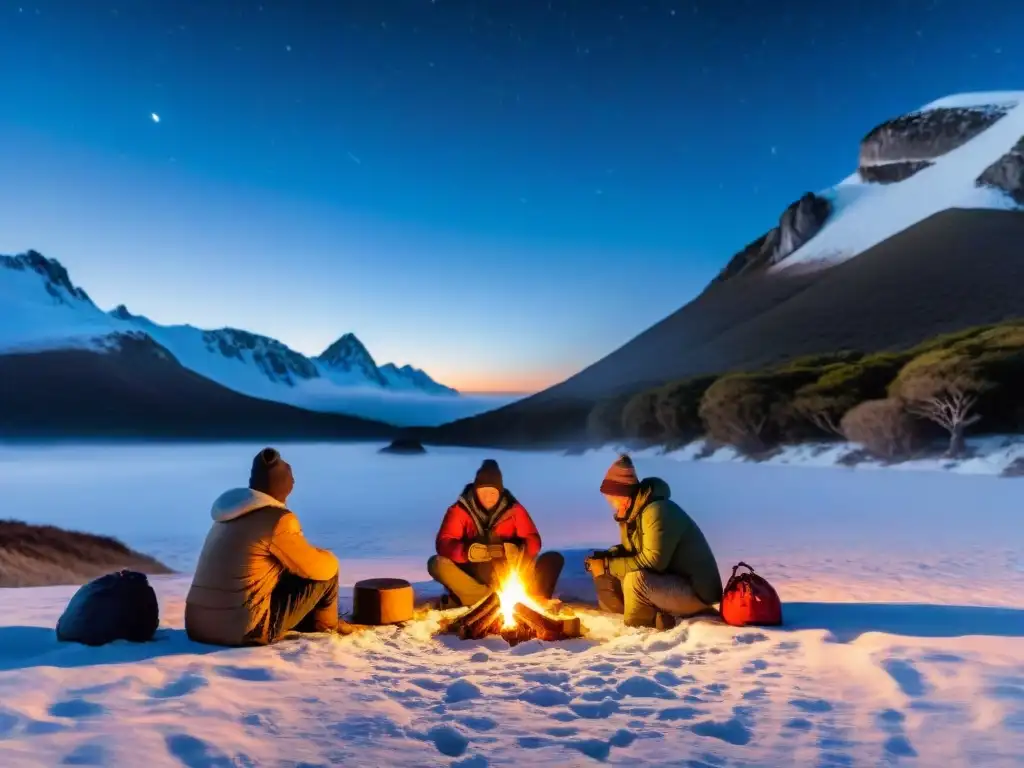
[56,570,160,646]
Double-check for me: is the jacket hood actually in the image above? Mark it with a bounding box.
[211,487,285,523]
[641,477,671,501]
[622,477,671,524]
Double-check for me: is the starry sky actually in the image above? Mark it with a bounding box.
[2,1,1023,393]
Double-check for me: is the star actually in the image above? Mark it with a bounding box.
[285,44,292,51]
[770,146,777,155]
[151,113,160,123]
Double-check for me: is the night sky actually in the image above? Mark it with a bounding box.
[2,1,1023,392]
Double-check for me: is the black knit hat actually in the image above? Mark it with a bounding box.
[474,458,503,492]
[249,447,294,503]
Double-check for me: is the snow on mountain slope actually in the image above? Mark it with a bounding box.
[0,251,497,426]
[0,251,121,353]
[773,91,1024,273]
[379,362,457,395]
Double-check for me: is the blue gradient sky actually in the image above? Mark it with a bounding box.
[2,1,1023,392]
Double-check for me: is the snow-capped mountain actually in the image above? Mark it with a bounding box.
[725,91,1024,279]
[0,250,501,427]
[316,333,388,388]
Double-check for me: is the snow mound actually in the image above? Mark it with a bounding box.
[774,91,1024,273]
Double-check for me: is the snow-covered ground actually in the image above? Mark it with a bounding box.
[773,91,1024,273]
[0,443,1022,766]
[622,435,1024,478]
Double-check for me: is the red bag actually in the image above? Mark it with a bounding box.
[720,562,783,627]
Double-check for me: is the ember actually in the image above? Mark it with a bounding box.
[440,565,582,646]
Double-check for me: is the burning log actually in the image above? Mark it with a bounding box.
[446,592,499,639]
[512,603,581,641]
[459,602,502,640]
[437,569,584,645]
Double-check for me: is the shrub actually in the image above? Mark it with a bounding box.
[893,321,1024,435]
[790,353,909,439]
[699,375,776,453]
[840,399,921,460]
[621,389,663,444]
[586,394,631,445]
[652,375,718,445]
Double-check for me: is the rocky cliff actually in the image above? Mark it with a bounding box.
[713,193,831,284]
[858,105,1011,183]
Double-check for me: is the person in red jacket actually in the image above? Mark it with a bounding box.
[427,458,564,607]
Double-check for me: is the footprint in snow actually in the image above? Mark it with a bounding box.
[60,742,108,765]
[149,672,208,700]
[616,676,677,699]
[881,659,928,698]
[658,706,701,721]
[522,670,570,686]
[690,717,753,746]
[458,716,497,732]
[790,698,833,714]
[569,699,620,719]
[164,733,241,767]
[48,698,106,719]
[214,665,277,682]
[519,686,571,707]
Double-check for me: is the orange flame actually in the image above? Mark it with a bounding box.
[495,566,543,629]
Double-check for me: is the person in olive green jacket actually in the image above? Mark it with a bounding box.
[584,454,723,629]
[186,448,346,646]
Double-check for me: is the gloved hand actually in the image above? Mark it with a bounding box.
[502,542,521,562]
[584,555,608,577]
[467,543,492,563]
[487,543,506,559]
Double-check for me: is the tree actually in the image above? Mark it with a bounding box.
[586,394,631,445]
[699,375,774,454]
[791,392,847,438]
[891,356,986,458]
[789,353,908,440]
[840,399,920,460]
[653,375,718,445]
[621,389,663,444]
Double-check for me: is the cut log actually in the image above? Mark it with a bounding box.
[560,616,582,639]
[459,600,502,640]
[444,592,499,636]
[513,603,564,641]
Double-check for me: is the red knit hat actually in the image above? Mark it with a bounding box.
[600,454,639,497]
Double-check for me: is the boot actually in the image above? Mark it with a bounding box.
[655,612,676,631]
[439,592,460,611]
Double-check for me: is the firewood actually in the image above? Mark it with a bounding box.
[459,601,501,640]
[445,592,498,635]
[512,603,563,641]
[560,616,582,639]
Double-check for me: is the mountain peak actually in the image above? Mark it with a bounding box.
[379,362,458,395]
[0,250,93,307]
[317,333,386,387]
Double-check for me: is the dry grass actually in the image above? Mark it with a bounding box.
[0,520,172,588]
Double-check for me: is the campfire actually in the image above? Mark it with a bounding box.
[440,566,582,646]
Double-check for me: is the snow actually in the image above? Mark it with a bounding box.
[0,442,1022,766]
[0,258,511,426]
[773,91,1024,273]
[624,435,1024,477]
